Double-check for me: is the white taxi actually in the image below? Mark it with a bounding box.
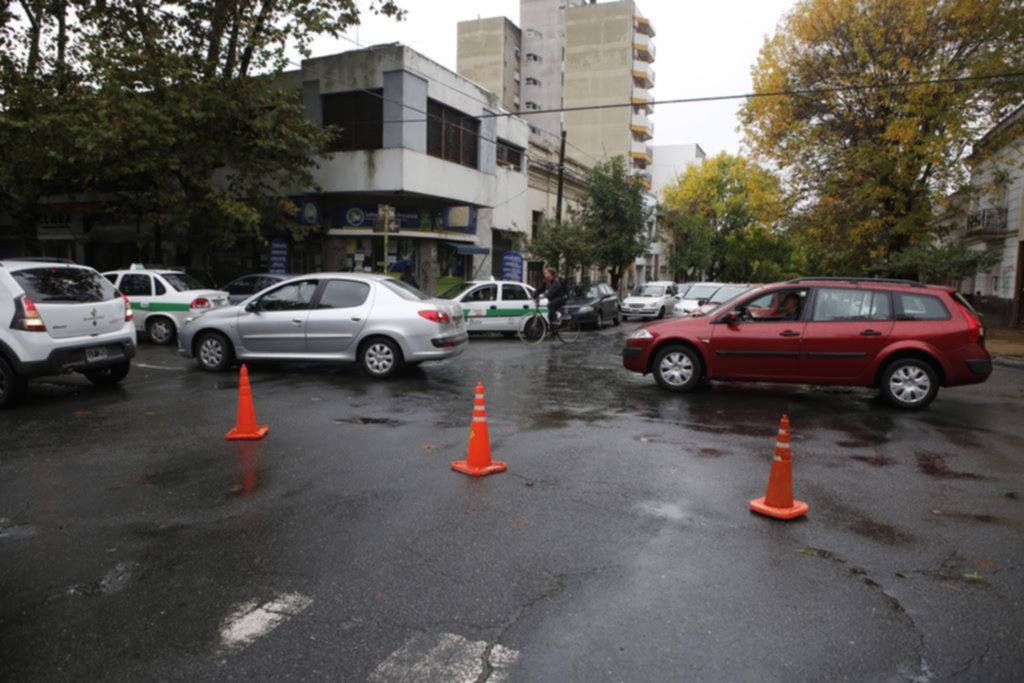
[438,279,547,334]
[103,265,230,345]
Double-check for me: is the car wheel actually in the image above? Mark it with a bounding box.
[880,358,939,409]
[146,317,176,345]
[0,357,26,408]
[652,345,702,392]
[360,338,402,379]
[196,332,234,372]
[657,306,666,320]
[595,312,604,329]
[84,360,131,386]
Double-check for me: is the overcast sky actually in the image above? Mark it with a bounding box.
[305,0,799,157]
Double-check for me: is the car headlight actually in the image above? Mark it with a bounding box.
[580,305,594,313]
[630,328,654,340]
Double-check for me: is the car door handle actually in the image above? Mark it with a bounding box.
[489,305,497,310]
[779,330,801,337]
[523,305,530,309]
[860,329,882,336]
[291,319,303,326]
[351,317,362,322]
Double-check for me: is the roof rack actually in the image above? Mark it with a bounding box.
[0,256,77,264]
[786,277,926,289]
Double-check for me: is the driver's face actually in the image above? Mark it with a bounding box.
[544,272,554,283]
[783,296,799,312]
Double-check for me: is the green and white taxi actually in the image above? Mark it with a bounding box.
[103,265,230,345]
[438,279,547,334]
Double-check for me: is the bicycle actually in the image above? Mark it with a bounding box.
[518,299,581,344]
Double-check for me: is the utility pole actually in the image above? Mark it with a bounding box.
[555,129,567,226]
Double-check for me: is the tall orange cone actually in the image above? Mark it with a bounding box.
[225,365,269,441]
[451,381,507,477]
[750,414,808,520]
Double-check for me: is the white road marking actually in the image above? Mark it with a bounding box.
[219,593,312,652]
[369,632,519,683]
[135,363,184,371]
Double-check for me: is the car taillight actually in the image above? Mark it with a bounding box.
[418,310,451,324]
[14,296,46,332]
[957,303,984,345]
[121,292,134,321]
[190,297,212,309]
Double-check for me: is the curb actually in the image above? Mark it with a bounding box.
[994,356,1024,369]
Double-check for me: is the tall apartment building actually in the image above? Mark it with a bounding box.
[455,17,522,113]
[457,0,656,182]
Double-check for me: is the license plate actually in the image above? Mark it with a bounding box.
[85,347,109,362]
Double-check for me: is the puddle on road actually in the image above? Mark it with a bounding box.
[916,452,983,480]
[637,501,686,520]
[334,416,406,427]
[850,454,894,467]
[142,460,213,488]
[838,440,872,448]
[0,518,37,540]
[67,561,139,597]
[848,519,912,545]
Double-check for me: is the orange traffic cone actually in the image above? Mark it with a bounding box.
[750,414,808,520]
[225,365,269,441]
[451,381,507,477]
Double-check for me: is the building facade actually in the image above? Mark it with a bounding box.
[455,17,522,113]
[951,105,1024,327]
[6,45,532,295]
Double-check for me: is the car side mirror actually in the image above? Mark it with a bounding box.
[245,300,260,313]
[721,311,739,324]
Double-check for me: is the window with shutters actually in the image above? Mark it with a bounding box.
[427,99,479,169]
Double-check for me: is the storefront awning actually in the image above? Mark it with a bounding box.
[446,242,490,256]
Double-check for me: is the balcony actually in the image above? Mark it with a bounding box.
[633,32,655,62]
[631,86,654,113]
[630,139,652,165]
[630,109,653,140]
[966,207,1009,234]
[635,14,655,37]
[631,61,655,89]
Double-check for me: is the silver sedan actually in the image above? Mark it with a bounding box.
[177,273,468,378]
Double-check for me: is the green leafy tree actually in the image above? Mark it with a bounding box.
[1,1,403,257]
[527,216,593,275]
[661,152,797,280]
[740,0,1024,275]
[875,240,1000,285]
[574,156,654,288]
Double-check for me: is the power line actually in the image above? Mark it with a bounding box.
[476,71,1024,119]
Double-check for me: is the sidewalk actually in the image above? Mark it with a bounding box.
[987,327,1024,366]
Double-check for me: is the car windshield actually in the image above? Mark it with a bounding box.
[12,267,117,302]
[633,285,665,297]
[684,284,719,300]
[438,282,476,299]
[693,287,764,317]
[381,277,431,301]
[572,285,602,299]
[709,286,749,303]
[162,272,207,292]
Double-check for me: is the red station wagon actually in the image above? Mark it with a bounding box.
[622,278,992,409]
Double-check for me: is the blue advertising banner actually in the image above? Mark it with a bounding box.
[293,198,321,225]
[501,251,524,282]
[333,205,477,235]
[269,237,289,274]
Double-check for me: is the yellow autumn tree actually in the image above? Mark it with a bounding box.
[740,0,1024,275]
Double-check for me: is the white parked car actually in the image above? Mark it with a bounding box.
[438,280,546,334]
[685,284,754,317]
[621,281,679,320]
[673,282,724,316]
[1,258,136,408]
[103,265,231,345]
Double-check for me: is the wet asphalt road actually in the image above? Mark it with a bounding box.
[1,322,1023,682]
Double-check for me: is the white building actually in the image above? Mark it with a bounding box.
[953,104,1024,327]
[283,43,530,294]
[649,143,706,198]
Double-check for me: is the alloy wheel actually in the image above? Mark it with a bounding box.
[658,352,694,387]
[889,366,931,405]
[365,343,395,375]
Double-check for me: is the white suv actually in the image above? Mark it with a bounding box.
[0,258,137,408]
